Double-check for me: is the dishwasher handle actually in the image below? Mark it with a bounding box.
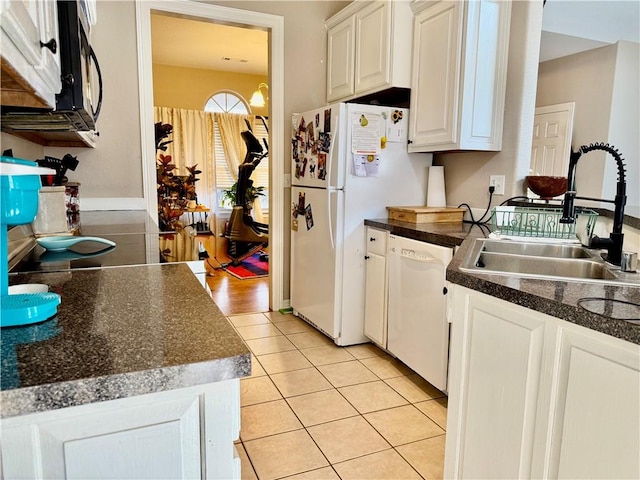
[395,247,441,264]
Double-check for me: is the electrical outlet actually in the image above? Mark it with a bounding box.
[490,175,505,195]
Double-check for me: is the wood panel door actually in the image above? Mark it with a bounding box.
[530,102,575,177]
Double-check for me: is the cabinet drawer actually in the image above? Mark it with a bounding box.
[366,227,388,256]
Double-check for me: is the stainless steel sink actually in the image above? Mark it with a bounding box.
[481,240,591,258]
[476,252,617,281]
[460,239,639,285]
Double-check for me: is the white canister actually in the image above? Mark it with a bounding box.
[426,166,447,207]
[32,186,69,234]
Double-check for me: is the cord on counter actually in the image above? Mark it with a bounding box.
[458,186,495,226]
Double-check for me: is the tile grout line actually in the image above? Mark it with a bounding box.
[232,313,444,479]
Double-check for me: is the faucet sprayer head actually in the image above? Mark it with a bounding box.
[577,142,627,184]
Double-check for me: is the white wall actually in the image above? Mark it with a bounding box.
[536,45,616,206]
[609,41,639,208]
[536,41,639,209]
[1,133,45,161]
[46,1,144,209]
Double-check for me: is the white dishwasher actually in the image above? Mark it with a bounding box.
[387,235,452,391]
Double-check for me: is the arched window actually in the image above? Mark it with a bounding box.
[204,91,250,114]
[205,91,269,213]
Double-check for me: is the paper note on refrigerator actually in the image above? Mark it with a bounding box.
[353,155,368,176]
[353,154,379,176]
[351,113,381,154]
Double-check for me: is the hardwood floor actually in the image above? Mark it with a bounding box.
[200,235,270,316]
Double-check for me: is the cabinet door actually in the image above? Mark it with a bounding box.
[1,381,241,480]
[540,327,640,479]
[0,0,60,108]
[1,395,202,479]
[354,1,390,95]
[409,0,510,152]
[408,1,463,151]
[445,287,550,479]
[327,15,355,103]
[363,228,388,347]
[457,0,510,150]
[33,0,61,97]
[364,251,387,347]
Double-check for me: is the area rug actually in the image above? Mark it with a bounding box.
[224,253,269,279]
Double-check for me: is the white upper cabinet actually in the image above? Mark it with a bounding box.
[326,1,413,103]
[1,0,61,108]
[408,0,511,152]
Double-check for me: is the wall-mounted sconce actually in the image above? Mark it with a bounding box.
[249,83,269,107]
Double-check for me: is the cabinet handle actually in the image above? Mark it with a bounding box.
[369,237,376,242]
[40,38,57,54]
[61,74,74,88]
[407,139,413,145]
[364,255,370,260]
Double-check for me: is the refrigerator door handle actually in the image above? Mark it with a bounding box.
[328,188,337,250]
[327,105,340,189]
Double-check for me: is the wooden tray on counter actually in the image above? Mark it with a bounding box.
[386,206,465,224]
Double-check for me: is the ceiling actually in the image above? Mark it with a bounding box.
[540,1,639,62]
[150,2,639,74]
[151,13,268,75]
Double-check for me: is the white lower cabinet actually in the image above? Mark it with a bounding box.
[1,380,241,480]
[539,326,640,479]
[363,227,388,348]
[445,285,640,479]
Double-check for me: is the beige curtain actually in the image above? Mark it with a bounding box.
[215,113,264,222]
[154,107,216,229]
[154,108,265,226]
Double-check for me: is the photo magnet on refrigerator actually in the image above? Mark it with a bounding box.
[324,109,331,132]
[305,204,314,230]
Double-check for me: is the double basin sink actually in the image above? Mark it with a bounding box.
[460,238,639,286]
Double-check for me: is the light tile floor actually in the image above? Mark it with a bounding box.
[229,311,448,480]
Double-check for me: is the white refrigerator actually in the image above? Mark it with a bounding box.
[290,103,433,346]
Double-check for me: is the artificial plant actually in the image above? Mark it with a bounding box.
[155,122,201,231]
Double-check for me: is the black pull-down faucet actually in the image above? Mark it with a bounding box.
[560,142,627,266]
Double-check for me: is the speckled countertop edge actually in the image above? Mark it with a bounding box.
[1,264,251,418]
[0,354,250,418]
[365,219,640,345]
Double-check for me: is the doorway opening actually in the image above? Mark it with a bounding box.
[136,1,284,312]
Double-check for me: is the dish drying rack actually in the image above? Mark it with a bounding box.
[490,206,598,242]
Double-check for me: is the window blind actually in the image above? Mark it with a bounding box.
[214,117,269,194]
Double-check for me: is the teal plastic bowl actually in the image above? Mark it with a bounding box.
[0,157,42,225]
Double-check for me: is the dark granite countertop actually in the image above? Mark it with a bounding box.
[364,218,488,247]
[1,263,250,418]
[365,218,640,345]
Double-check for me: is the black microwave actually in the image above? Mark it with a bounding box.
[1,0,103,133]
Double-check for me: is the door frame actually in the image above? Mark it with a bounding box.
[135,0,285,311]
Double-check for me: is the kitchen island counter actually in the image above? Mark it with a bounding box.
[2,263,250,419]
